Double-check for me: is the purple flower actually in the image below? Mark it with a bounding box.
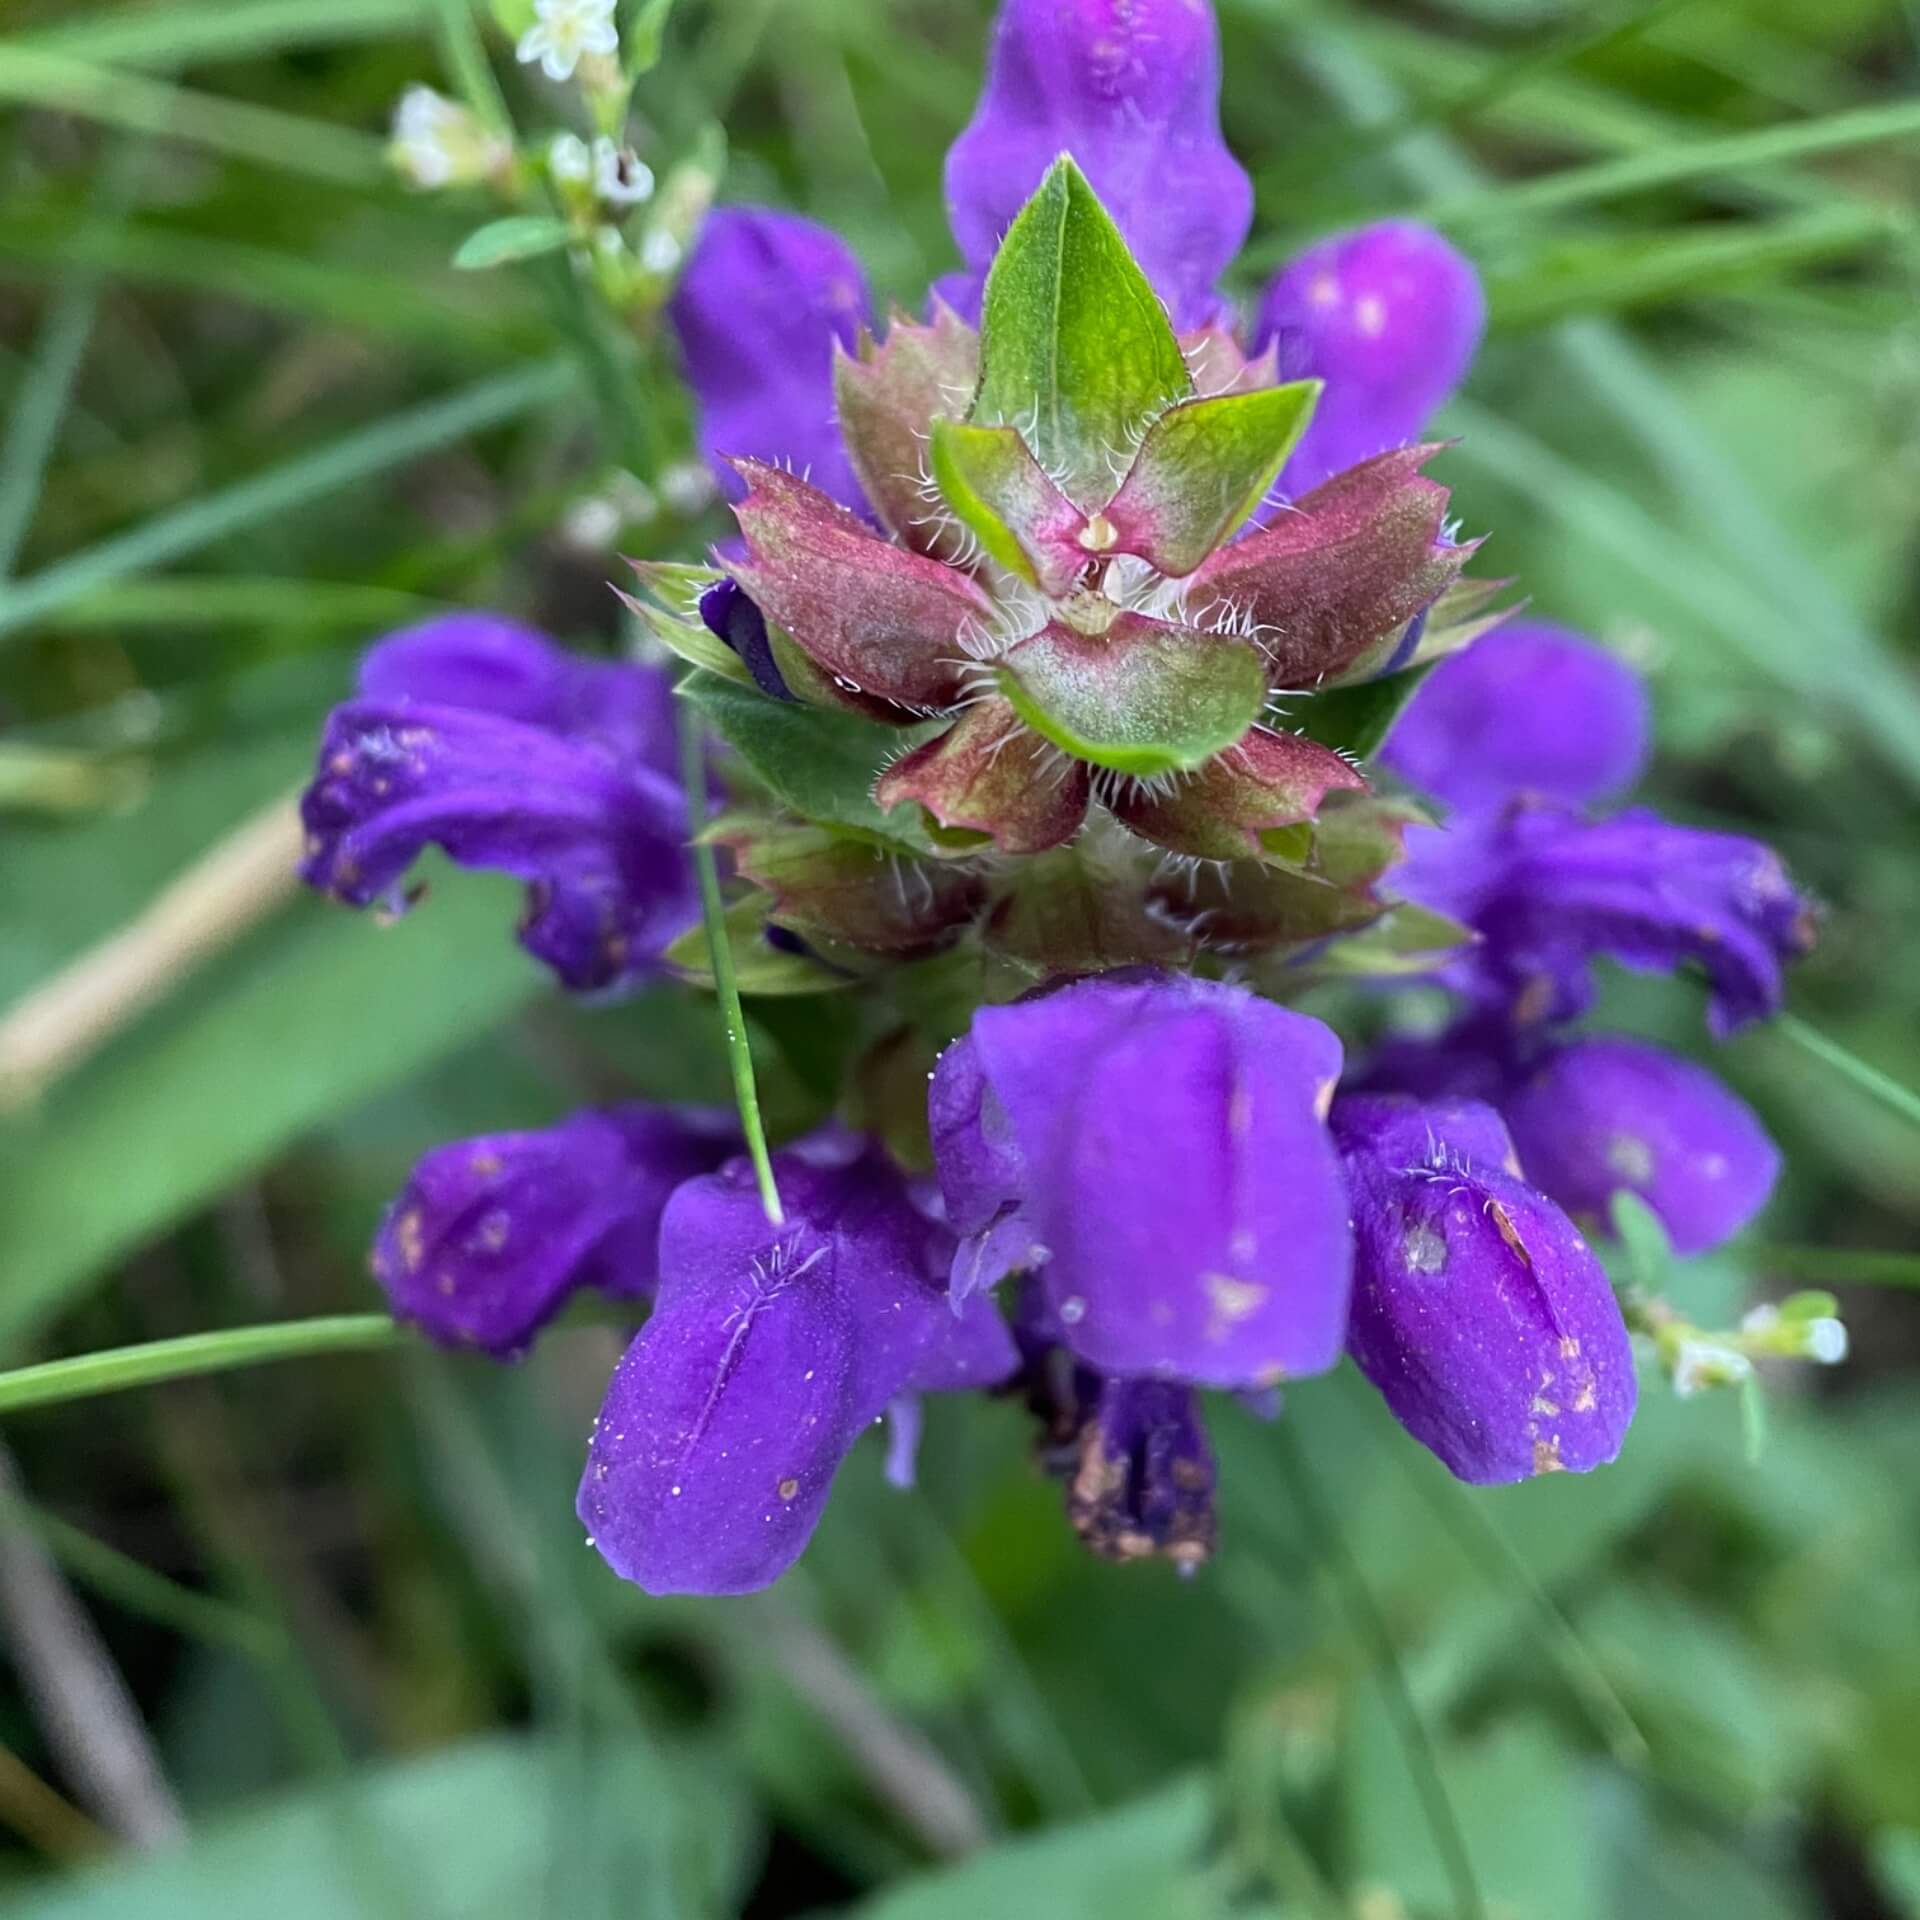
[578,1142,1016,1596]
[1333,1095,1637,1483]
[668,207,873,513]
[372,1105,738,1359]
[1502,1036,1780,1256]
[1398,803,1815,1036]
[1066,1377,1216,1568]
[940,0,1252,328]
[1382,623,1649,813]
[1254,221,1485,495]
[932,972,1350,1388]
[300,616,697,993]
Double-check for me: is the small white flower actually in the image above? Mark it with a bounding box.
[593,137,655,208]
[1804,1316,1849,1365]
[516,0,620,84]
[391,86,485,190]
[657,461,717,518]
[1671,1338,1752,1399]
[548,131,592,184]
[639,227,683,274]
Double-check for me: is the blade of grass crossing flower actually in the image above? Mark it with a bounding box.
[0,359,574,645]
[0,1317,401,1416]
[676,690,784,1225]
[1274,1426,1487,1920]
[1778,1014,1920,1131]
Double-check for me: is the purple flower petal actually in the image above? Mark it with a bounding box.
[1334,1094,1637,1484]
[1397,804,1816,1036]
[1502,1036,1780,1255]
[578,1144,1013,1596]
[372,1105,736,1359]
[1254,221,1485,495]
[1382,624,1649,812]
[952,973,1351,1388]
[301,623,696,994]
[668,207,872,511]
[943,0,1252,329]
[355,614,678,768]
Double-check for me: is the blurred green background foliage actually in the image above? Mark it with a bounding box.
[1,1,1918,1914]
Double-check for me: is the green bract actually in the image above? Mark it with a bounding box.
[674,159,1486,971]
[971,156,1193,508]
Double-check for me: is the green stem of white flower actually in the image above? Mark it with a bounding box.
[676,690,784,1224]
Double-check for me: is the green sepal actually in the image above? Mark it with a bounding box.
[1104,381,1322,577]
[678,673,936,852]
[996,615,1268,778]
[928,419,1088,594]
[665,895,852,996]
[971,156,1192,509]
[1293,663,1438,762]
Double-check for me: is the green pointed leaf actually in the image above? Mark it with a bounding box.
[971,156,1192,509]
[679,672,936,851]
[928,418,1088,593]
[453,215,571,271]
[1105,381,1322,577]
[996,615,1267,778]
[1293,662,1438,761]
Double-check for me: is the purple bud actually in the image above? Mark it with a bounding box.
[668,207,873,512]
[698,577,793,702]
[943,0,1252,329]
[1398,804,1817,1036]
[1333,1095,1637,1484]
[301,619,696,993]
[944,973,1351,1388]
[578,1144,1014,1596]
[372,1106,736,1359]
[1254,221,1485,495]
[1382,624,1649,812]
[1502,1037,1780,1256]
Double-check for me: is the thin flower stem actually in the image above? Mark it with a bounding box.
[1392,1446,1649,1769]
[1778,1013,1920,1131]
[0,1316,402,1417]
[675,691,784,1224]
[1274,1427,1488,1920]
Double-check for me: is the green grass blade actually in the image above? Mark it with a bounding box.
[1427,98,1920,227]
[10,0,433,67]
[0,359,574,645]
[0,50,388,187]
[0,221,107,581]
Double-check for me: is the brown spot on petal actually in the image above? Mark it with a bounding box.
[1532,1436,1566,1475]
[777,1477,800,1501]
[396,1209,426,1273]
[1486,1199,1533,1268]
